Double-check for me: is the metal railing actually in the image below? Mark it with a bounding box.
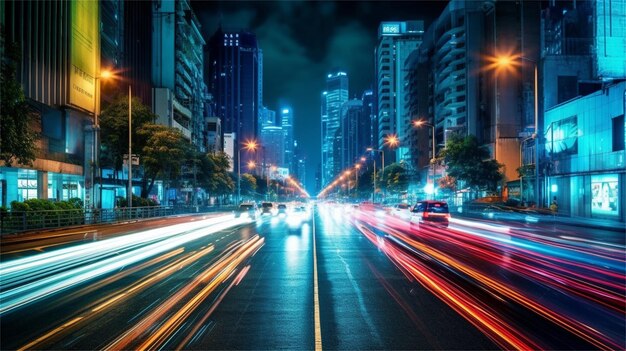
[0,206,175,235]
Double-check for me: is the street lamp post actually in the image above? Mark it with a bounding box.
[412,120,436,199]
[91,70,111,209]
[128,85,133,209]
[366,147,385,202]
[237,140,258,204]
[495,55,539,206]
[519,136,533,204]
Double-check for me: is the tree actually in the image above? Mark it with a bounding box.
[99,95,156,173]
[383,163,409,195]
[440,134,503,195]
[0,42,37,166]
[138,124,191,197]
[198,152,234,201]
[240,173,257,198]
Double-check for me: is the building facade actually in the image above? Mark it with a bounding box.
[152,0,207,150]
[206,29,261,172]
[321,71,349,186]
[375,21,424,164]
[280,107,294,172]
[543,81,625,223]
[1,0,101,208]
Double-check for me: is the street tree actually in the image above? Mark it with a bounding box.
[440,134,503,196]
[240,173,257,198]
[199,152,234,203]
[138,124,191,198]
[383,163,409,195]
[0,42,37,167]
[100,95,156,173]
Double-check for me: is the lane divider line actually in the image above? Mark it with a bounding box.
[313,208,323,351]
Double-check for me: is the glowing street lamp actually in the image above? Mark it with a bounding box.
[237,140,258,204]
[494,53,539,206]
[412,119,437,198]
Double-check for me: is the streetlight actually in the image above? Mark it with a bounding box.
[366,147,384,202]
[413,119,436,199]
[237,140,258,204]
[128,85,133,209]
[495,54,539,206]
[92,70,111,209]
[519,136,534,204]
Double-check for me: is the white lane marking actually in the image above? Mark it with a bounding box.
[313,208,323,351]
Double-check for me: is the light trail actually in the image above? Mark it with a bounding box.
[343,206,625,350]
[0,215,247,315]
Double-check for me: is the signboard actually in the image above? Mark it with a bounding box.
[381,23,400,35]
[70,0,99,112]
[123,154,140,166]
[591,174,619,217]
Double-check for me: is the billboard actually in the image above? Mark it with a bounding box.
[70,0,99,112]
[591,174,619,217]
[546,115,578,156]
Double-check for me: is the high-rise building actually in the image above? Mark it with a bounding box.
[320,70,349,186]
[406,1,542,188]
[152,0,207,150]
[1,0,100,207]
[280,107,294,172]
[206,28,261,172]
[362,90,376,150]
[122,0,153,106]
[339,99,365,171]
[260,126,286,170]
[375,21,424,164]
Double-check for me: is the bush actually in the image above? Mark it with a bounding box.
[116,195,157,208]
[10,201,30,212]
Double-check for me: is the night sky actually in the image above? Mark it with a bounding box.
[191,1,448,193]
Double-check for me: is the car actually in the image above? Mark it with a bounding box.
[277,204,288,216]
[235,203,258,219]
[391,203,411,220]
[410,200,450,228]
[261,202,274,216]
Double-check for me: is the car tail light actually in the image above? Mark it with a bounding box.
[422,211,429,218]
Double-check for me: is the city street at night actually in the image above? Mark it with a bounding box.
[1,204,624,350]
[1,0,625,350]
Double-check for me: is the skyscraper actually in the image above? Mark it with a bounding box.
[280,107,294,172]
[321,71,349,186]
[375,21,424,163]
[206,28,261,172]
[340,98,365,171]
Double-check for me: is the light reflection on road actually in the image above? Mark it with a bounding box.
[321,203,625,350]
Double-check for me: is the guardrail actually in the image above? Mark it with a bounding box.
[0,206,178,235]
[0,205,243,235]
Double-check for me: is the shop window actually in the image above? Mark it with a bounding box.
[612,114,624,151]
[18,179,37,202]
[591,174,619,217]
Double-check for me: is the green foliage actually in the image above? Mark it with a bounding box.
[138,124,192,196]
[117,195,157,208]
[440,134,504,192]
[198,152,234,196]
[0,42,37,166]
[240,173,257,196]
[10,198,83,211]
[382,163,409,194]
[99,95,157,171]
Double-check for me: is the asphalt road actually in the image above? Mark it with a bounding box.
[1,205,623,350]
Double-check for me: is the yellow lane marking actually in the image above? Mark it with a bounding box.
[313,208,322,351]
